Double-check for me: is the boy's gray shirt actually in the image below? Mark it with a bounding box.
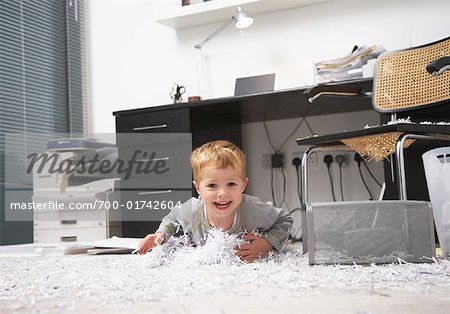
[156,194,293,252]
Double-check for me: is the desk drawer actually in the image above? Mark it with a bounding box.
[34,227,110,243]
[119,189,191,222]
[120,175,192,190]
[34,219,108,230]
[116,132,192,150]
[33,209,121,228]
[116,108,190,133]
[117,140,191,179]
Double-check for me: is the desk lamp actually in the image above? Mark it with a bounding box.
[194,6,254,50]
[194,7,254,98]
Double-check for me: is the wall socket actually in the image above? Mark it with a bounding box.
[262,154,273,169]
[262,152,318,169]
[292,151,318,167]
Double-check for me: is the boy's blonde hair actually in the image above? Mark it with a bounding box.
[191,140,246,182]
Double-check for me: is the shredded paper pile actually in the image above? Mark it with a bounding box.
[1,231,449,312]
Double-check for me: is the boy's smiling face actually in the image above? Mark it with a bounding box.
[193,164,248,229]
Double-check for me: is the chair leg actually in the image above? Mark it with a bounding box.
[300,144,353,254]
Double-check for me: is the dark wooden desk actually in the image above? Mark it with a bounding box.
[113,78,373,127]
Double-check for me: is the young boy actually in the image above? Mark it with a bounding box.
[138,140,293,262]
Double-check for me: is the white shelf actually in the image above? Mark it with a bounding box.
[155,0,333,29]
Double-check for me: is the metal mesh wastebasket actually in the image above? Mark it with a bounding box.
[306,201,435,264]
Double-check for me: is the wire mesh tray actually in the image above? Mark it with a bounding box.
[306,201,435,264]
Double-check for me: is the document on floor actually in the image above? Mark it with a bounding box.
[82,236,142,255]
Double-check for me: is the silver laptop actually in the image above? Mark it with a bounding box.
[234,73,276,96]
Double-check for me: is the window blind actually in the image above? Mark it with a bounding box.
[0,0,87,244]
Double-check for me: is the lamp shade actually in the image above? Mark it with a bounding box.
[234,7,254,29]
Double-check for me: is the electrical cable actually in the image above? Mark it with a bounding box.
[362,160,383,188]
[263,118,304,211]
[358,162,374,200]
[263,120,278,153]
[288,216,302,242]
[338,164,344,201]
[270,167,276,206]
[292,157,302,204]
[280,167,290,211]
[324,155,336,202]
[263,118,306,152]
[304,117,316,136]
[335,154,345,201]
[277,118,305,152]
[289,159,302,242]
[354,153,374,200]
[327,165,337,202]
[263,115,316,212]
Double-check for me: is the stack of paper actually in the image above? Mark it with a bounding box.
[315,45,385,83]
[0,236,142,256]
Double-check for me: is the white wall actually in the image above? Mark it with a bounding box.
[87,0,450,234]
[88,0,450,132]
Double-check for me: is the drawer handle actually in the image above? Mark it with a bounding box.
[137,157,171,162]
[138,189,172,196]
[61,220,77,225]
[61,236,77,242]
[133,124,169,131]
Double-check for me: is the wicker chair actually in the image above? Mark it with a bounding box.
[298,36,450,253]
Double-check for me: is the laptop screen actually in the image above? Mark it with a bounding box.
[234,73,276,96]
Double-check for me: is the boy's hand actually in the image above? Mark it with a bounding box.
[234,234,273,262]
[138,232,165,254]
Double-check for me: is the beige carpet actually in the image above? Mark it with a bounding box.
[1,237,449,313]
